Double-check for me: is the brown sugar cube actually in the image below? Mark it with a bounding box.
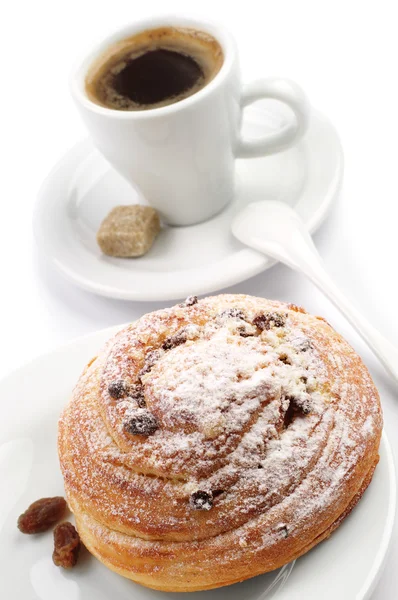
[97,205,160,257]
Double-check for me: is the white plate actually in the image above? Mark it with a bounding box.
[0,325,395,600]
[33,106,343,301]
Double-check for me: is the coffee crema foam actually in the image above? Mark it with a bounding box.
[85,27,224,111]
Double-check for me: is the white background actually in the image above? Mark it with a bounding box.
[1,0,398,597]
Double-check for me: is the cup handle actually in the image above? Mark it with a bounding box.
[235,78,311,158]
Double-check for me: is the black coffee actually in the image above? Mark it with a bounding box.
[112,48,203,106]
[86,27,223,111]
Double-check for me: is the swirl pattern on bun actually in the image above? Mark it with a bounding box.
[58,294,382,591]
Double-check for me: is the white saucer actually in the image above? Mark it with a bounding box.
[33,106,343,301]
[0,325,394,600]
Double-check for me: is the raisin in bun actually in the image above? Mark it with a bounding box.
[58,294,382,592]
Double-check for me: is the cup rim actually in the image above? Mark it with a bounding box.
[70,15,236,119]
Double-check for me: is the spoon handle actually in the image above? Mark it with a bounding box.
[261,229,398,383]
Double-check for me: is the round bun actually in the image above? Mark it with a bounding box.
[58,294,382,591]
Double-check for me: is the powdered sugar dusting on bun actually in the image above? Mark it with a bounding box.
[58,294,382,591]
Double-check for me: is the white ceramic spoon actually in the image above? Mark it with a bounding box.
[232,200,398,382]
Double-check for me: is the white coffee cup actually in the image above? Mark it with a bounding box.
[71,16,310,226]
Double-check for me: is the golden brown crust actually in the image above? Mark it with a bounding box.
[58,294,382,591]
